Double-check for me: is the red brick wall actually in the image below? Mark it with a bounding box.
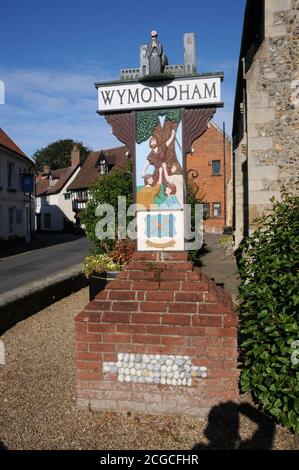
[186,123,232,233]
[75,253,238,417]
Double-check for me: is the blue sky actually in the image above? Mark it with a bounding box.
[0,0,246,157]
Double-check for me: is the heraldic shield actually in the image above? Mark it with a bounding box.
[137,210,184,251]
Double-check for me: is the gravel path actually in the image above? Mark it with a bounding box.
[0,289,297,450]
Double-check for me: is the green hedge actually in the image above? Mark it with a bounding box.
[238,190,299,434]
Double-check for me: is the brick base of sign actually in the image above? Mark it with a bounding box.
[74,252,239,417]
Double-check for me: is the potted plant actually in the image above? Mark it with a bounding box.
[83,240,135,301]
[83,254,121,301]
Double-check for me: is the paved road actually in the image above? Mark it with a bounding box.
[0,237,90,296]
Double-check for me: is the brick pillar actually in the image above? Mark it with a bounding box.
[75,252,238,417]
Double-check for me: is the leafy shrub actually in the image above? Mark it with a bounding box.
[238,190,299,433]
[109,239,134,266]
[80,162,134,254]
[187,181,207,265]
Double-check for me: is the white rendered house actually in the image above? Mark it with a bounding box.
[0,128,35,242]
[35,145,81,231]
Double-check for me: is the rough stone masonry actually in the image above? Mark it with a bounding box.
[75,252,238,417]
[233,0,299,246]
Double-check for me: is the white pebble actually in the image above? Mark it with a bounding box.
[202,372,208,378]
[144,355,150,364]
[119,375,124,382]
[137,370,142,377]
[174,371,180,379]
[161,378,166,385]
[187,379,192,387]
[166,379,172,385]
[130,368,136,376]
[166,359,173,366]
[116,361,122,368]
[172,379,177,386]
[118,353,123,361]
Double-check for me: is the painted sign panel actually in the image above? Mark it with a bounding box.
[97,76,222,113]
[136,109,184,211]
[135,109,185,251]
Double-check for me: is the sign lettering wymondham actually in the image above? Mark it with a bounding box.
[96,76,222,114]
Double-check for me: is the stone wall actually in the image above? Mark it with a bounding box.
[234,0,298,246]
[75,252,238,417]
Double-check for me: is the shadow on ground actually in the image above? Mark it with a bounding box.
[193,401,275,450]
[0,440,7,450]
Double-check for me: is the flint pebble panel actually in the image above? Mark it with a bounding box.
[103,353,208,386]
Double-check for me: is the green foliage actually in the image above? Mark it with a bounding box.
[187,181,207,265]
[83,254,120,278]
[136,109,182,144]
[238,190,299,434]
[33,139,91,171]
[80,162,134,254]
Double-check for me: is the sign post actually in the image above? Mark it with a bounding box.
[74,32,238,417]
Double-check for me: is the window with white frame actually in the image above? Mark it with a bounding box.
[7,162,15,188]
[213,202,222,217]
[99,158,108,175]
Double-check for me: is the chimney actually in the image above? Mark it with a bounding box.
[71,144,80,168]
[43,165,50,175]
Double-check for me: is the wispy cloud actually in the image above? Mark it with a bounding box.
[0,64,120,156]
